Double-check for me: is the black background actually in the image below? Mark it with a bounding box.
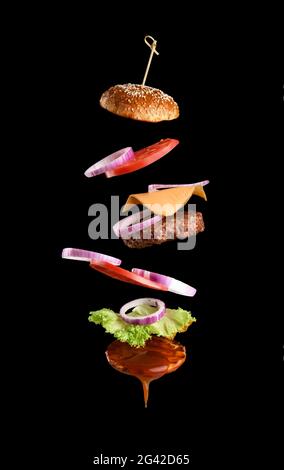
[22,9,283,468]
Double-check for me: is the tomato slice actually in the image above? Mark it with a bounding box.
[105,138,179,178]
[90,260,168,291]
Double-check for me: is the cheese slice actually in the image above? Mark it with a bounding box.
[123,185,207,217]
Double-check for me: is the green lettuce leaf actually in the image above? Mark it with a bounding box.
[88,305,196,347]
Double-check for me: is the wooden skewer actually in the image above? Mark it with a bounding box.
[142,35,159,86]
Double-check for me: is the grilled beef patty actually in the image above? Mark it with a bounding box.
[122,211,204,249]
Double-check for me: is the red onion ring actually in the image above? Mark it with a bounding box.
[113,209,162,238]
[132,268,196,297]
[62,248,121,266]
[84,147,135,177]
[119,298,166,325]
[148,180,210,192]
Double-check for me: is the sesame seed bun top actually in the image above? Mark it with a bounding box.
[100,83,179,123]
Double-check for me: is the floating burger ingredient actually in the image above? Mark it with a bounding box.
[100,84,179,123]
[99,36,179,123]
[89,261,197,296]
[113,180,209,248]
[62,249,197,296]
[61,248,122,265]
[84,138,179,178]
[107,338,186,408]
[89,298,196,407]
